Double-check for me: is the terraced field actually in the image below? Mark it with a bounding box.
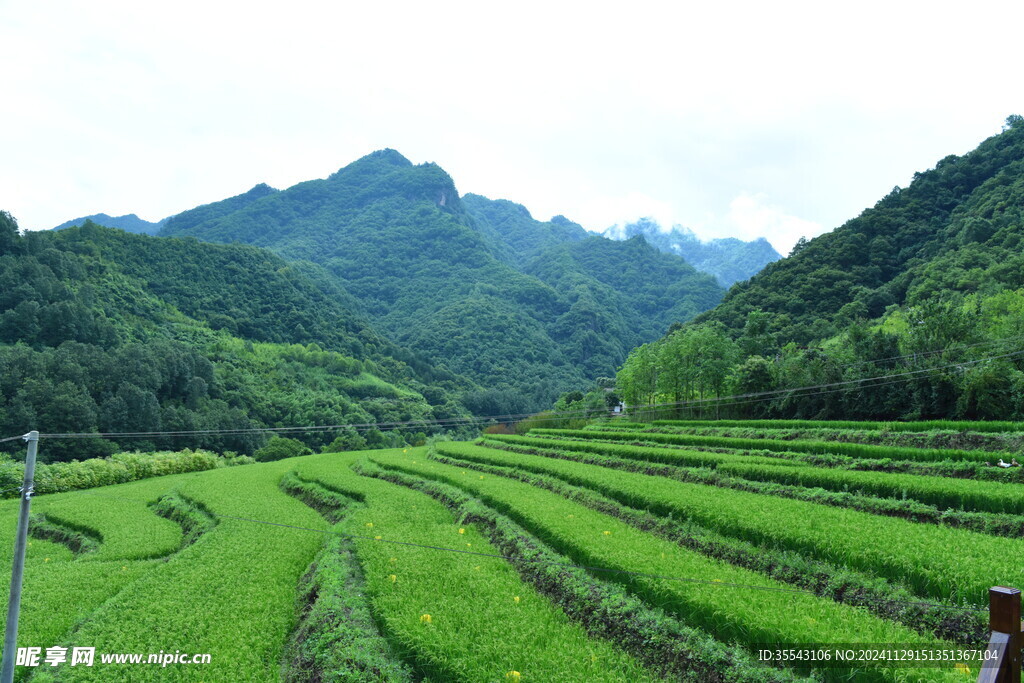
[2,420,1021,681]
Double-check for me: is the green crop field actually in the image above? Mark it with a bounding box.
[2,421,1021,681]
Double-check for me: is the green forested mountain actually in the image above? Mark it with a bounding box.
[691,117,1024,343]
[156,150,726,411]
[52,213,165,235]
[161,182,279,235]
[603,218,781,286]
[461,193,589,267]
[614,117,1024,421]
[0,213,471,461]
[524,235,723,376]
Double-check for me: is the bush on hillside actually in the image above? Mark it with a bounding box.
[254,436,313,462]
[0,449,251,497]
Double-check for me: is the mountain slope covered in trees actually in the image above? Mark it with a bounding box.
[691,118,1024,343]
[0,213,471,461]
[157,150,726,411]
[461,193,590,268]
[614,118,1024,422]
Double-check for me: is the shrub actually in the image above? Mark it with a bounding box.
[0,449,241,497]
[254,436,313,462]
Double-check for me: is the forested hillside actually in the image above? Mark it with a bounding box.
[692,117,1024,343]
[614,117,1024,422]
[524,235,723,377]
[461,193,589,268]
[0,213,471,461]
[603,219,781,286]
[157,150,726,411]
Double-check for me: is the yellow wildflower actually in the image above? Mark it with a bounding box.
[506,672,521,681]
[389,574,397,583]
[954,662,970,675]
[458,528,466,534]
[44,558,50,563]
[420,614,432,624]
[365,522,374,528]
[375,536,382,540]
[602,531,611,536]
[513,596,520,604]
[389,557,397,563]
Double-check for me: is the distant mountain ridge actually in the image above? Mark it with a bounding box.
[603,218,782,286]
[52,212,165,235]
[161,183,279,235]
[461,193,589,268]
[153,149,726,412]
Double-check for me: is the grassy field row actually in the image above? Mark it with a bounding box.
[487,434,1024,520]
[649,419,1024,433]
[38,461,332,682]
[33,492,183,561]
[429,447,987,645]
[481,437,1024,536]
[283,532,415,682]
[486,433,1024,485]
[438,441,1024,603]
[372,449,965,682]
[718,461,1024,515]
[484,433,804,468]
[276,468,415,680]
[0,475,226,679]
[545,427,1000,462]
[296,451,658,682]
[610,423,1024,453]
[358,459,796,682]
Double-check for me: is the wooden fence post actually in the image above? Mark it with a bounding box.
[978,586,1021,683]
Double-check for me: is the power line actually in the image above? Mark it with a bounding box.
[628,348,1024,414]
[665,370,1005,415]
[33,412,552,441]
[831,333,1024,370]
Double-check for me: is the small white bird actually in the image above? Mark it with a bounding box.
[997,459,1012,468]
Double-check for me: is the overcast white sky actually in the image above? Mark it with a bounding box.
[3,0,1022,254]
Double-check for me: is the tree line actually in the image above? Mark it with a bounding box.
[617,290,1024,422]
